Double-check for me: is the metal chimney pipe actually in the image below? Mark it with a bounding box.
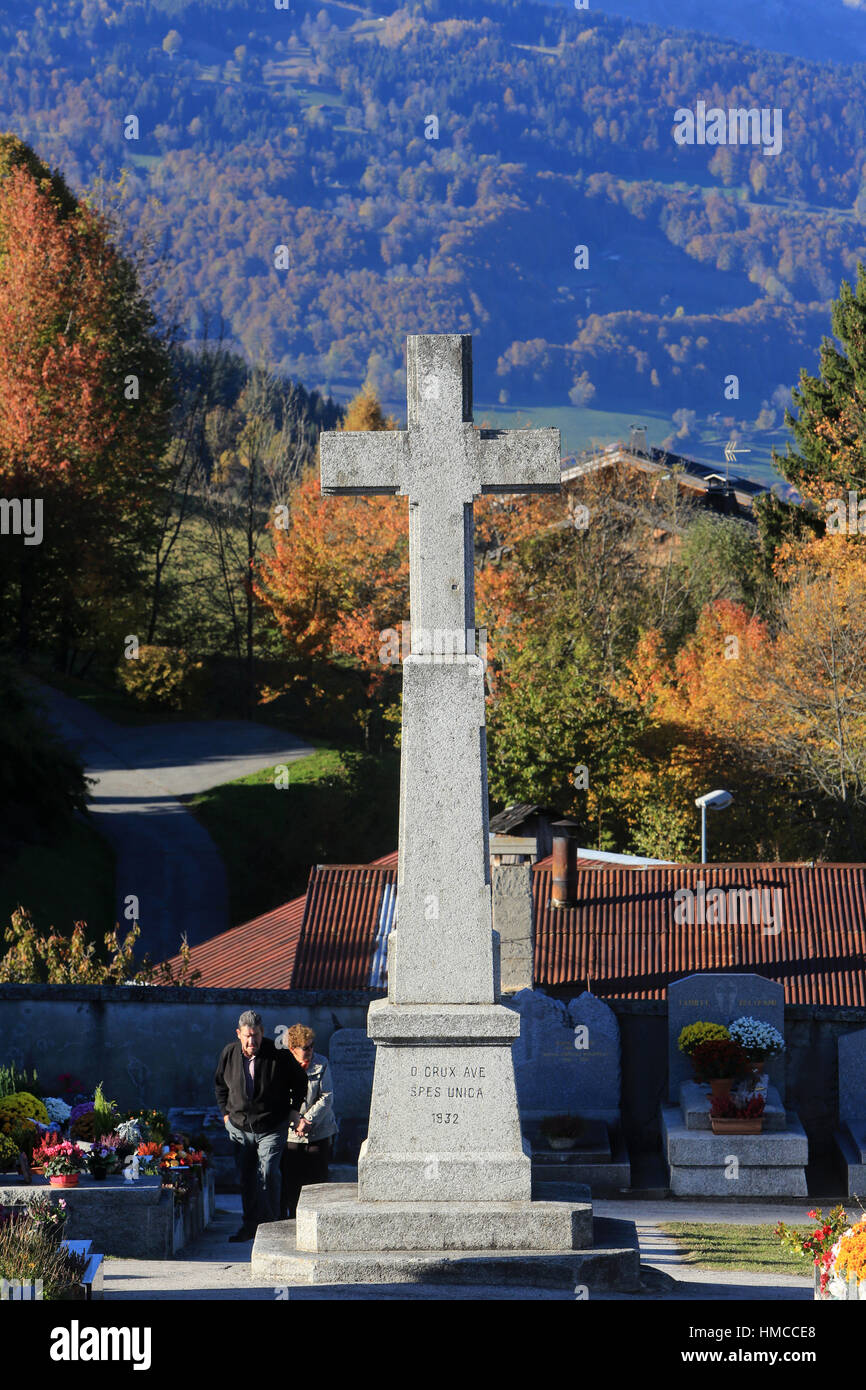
[551,819,578,908]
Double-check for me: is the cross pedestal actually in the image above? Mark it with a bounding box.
[251,336,641,1287]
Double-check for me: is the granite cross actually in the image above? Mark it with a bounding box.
[320,334,560,1015]
[320,334,560,647]
[315,333,561,1205]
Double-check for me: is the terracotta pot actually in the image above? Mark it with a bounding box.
[48,1173,79,1187]
[708,1078,734,1098]
[710,1118,763,1135]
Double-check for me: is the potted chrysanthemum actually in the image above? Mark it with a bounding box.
[727,1016,785,1082]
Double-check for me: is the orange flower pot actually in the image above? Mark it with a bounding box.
[710,1118,763,1135]
[48,1173,79,1187]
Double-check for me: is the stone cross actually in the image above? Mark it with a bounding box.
[319,334,560,1202]
[321,335,559,646]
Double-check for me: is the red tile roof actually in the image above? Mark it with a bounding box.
[532,862,866,1005]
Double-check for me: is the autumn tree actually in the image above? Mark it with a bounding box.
[0,135,174,667]
[253,387,407,745]
[741,539,866,858]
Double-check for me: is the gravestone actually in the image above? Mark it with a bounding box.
[667,972,785,1102]
[509,989,621,1124]
[662,972,807,1196]
[251,334,641,1288]
[328,1027,376,1162]
[834,1028,866,1192]
[329,1029,376,1120]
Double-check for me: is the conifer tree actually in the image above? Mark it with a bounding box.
[773,261,866,504]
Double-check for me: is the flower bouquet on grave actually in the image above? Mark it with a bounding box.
[775,1205,848,1298]
[32,1140,87,1186]
[709,1092,765,1134]
[677,1022,731,1057]
[689,1038,749,1097]
[85,1142,121,1180]
[43,1097,72,1133]
[134,1142,163,1177]
[539,1114,584,1151]
[124,1109,170,1144]
[68,1100,95,1142]
[727,1017,785,1075]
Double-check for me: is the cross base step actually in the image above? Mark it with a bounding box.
[251,1213,641,1292]
[292,1183,592,1252]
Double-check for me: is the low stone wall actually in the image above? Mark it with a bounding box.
[1,984,862,1165]
[0,984,375,1114]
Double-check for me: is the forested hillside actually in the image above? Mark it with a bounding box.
[2,0,865,476]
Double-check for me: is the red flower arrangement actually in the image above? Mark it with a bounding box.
[710,1094,766,1119]
[690,1038,749,1081]
[775,1206,848,1296]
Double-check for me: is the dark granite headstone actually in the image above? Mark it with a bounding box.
[667,973,785,1102]
[507,988,621,1123]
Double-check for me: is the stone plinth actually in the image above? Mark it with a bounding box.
[679,1081,788,1131]
[661,1108,808,1196]
[835,1120,866,1197]
[530,1121,631,1195]
[357,1000,531,1204]
[295,1183,592,1251]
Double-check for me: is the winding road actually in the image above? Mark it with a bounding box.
[28,679,314,963]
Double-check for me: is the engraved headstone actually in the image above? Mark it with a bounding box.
[667,972,785,1102]
[838,1028,866,1125]
[837,1028,866,1178]
[328,1028,376,1120]
[509,988,621,1124]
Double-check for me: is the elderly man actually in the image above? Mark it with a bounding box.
[214,1010,308,1242]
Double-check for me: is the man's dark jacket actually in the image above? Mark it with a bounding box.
[214,1038,308,1133]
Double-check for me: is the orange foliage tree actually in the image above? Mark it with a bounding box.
[0,135,173,661]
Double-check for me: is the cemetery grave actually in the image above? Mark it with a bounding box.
[661,974,808,1196]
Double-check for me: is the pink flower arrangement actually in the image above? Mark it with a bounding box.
[31,1139,87,1177]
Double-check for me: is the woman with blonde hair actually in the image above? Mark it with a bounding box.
[279,1023,337,1220]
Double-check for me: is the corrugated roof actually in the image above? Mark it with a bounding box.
[161,853,866,1006]
[292,864,397,990]
[161,888,307,990]
[532,863,866,1005]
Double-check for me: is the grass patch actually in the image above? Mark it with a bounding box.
[189,744,399,925]
[0,816,116,945]
[659,1222,814,1277]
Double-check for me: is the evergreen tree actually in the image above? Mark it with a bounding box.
[773,261,866,504]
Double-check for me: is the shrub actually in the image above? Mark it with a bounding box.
[116,644,205,711]
[0,1092,48,1130]
[0,1209,86,1299]
[0,1063,41,1100]
[0,1133,19,1170]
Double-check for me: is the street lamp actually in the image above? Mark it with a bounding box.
[695,789,733,863]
